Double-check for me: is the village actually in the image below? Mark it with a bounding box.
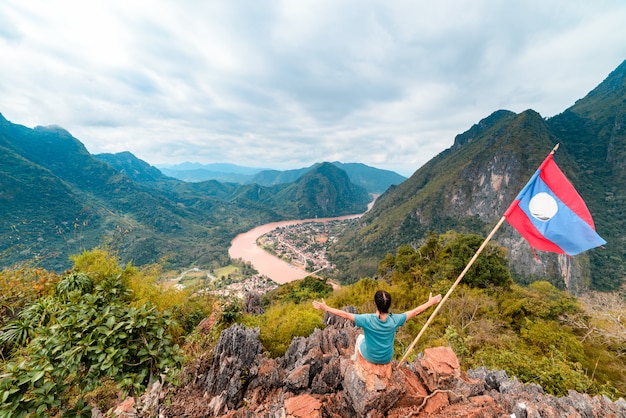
[256,219,354,273]
[171,219,356,299]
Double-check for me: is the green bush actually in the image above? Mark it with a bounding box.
[0,274,182,416]
[262,276,332,306]
[256,303,324,357]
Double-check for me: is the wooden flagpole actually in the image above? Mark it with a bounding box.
[399,143,561,365]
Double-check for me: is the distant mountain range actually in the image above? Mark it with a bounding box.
[156,162,406,195]
[0,119,372,271]
[330,60,626,292]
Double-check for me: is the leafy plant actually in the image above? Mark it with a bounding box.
[0,268,182,416]
[56,272,93,298]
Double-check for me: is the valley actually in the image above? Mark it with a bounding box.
[165,217,358,298]
[228,214,362,284]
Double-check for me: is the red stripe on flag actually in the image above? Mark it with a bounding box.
[506,201,565,253]
[538,156,596,229]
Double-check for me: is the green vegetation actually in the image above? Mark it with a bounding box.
[240,276,333,357]
[1,116,376,274]
[239,232,624,399]
[2,232,624,415]
[329,233,624,398]
[0,250,213,416]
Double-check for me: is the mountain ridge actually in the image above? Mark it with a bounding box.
[157,160,406,195]
[330,59,626,292]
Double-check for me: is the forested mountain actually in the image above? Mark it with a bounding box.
[248,162,406,194]
[0,117,370,271]
[95,151,174,185]
[330,60,626,292]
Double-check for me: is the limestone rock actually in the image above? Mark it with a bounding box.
[202,324,263,410]
[244,292,264,315]
[343,355,404,416]
[133,311,626,418]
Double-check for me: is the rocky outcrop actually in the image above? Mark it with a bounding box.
[128,314,625,418]
[244,292,264,315]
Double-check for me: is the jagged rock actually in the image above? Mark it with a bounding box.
[203,324,264,411]
[420,346,460,377]
[284,364,310,392]
[392,367,428,409]
[136,377,167,416]
[245,357,286,405]
[137,314,626,418]
[323,306,357,328]
[468,367,626,418]
[343,355,404,416]
[244,292,264,315]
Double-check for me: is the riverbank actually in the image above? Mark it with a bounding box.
[229,195,378,284]
[228,214,363,284]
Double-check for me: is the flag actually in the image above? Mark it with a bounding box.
[504,151,606,256]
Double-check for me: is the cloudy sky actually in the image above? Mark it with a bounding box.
[1,1,626,176]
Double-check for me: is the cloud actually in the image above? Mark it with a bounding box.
[1,0,626,176]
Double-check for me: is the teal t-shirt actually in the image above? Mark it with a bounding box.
[353,312,407,364]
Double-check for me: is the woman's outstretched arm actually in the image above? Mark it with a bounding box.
[404,293,442,321]
[312,299,355,322]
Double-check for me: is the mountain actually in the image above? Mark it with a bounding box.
[330,60,626,292]
[158,161,406,195]
[250,162,406,195]
[158,162,266,183]
[95,151,174,184]
[0,117,370,271]
[0,115,238,271]
[97,153,370,218]
[274,162,370,218]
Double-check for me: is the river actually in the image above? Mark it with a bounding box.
[228,209,370,284]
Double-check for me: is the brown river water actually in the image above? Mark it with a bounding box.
[228,213,365,284]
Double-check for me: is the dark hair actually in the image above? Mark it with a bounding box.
[374,290,392,314]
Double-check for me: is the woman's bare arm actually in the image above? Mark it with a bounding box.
[404,293,442,321]
[312,299,355,322]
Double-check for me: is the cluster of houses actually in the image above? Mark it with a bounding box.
[259,220,348,272]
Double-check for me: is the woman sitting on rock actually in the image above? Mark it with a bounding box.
[312,290,442,364]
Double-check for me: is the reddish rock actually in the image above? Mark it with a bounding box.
[285,364,310,391]
[424,390,449,414]
[394,366,428,408]
[140,318,626,418]
[353,350,392,391]
[421,346,461,377]
[343,355,405,417]
[285,394,322,417]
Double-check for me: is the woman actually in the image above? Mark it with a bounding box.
[312,290,442,364]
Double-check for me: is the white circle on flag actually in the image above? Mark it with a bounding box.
[529,192,558,222]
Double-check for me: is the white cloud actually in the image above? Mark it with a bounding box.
[1,0,626,176]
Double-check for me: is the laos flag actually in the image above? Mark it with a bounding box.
[504,152,605,256]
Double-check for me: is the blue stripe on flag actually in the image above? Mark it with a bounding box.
[517,176,606,255]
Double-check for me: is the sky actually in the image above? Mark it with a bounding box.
[1,1,626,177]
